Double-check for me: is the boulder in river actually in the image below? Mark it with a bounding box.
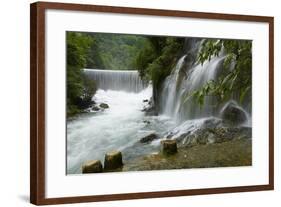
[92,106,100,111]
[104,150,123,170]
[221,101,247,124]
[82,160,103,173]
[140,133,158,143]
[161,140,178,155]
[99,103,109,109]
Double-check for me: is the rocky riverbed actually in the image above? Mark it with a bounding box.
[79,122,252,173]
[68,87,252,174]
[123,138,252,172]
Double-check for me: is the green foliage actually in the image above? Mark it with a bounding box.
[193,39,252,106]
[67,32,96,116]
[82,75,97,103]
[67,32,186,114]
[66,32,150,116]
[85,33,147,70]
[149,37,184,88]
[136,37,184,87]
[135,43,157,80]
[197,40,222,64]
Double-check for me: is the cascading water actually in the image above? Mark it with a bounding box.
[67,69,175,174]
[160,40,251,124]
[67,38,252,174]
[84,69,147,93]
[158,39,251,146]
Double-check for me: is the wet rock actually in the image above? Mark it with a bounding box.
[161,140,177,155]
[140,133,158,143]
[143,99,149,102]
[92,106,100,111]
[82,160,103,173]
[143,120,151,124]
[221,101,247,124]
[100,103,109,109]
[76,97,95,110]
[104,150,123,170]
[174,126,252,147]
[142,105,158,116]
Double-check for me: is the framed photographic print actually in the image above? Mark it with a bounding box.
[30,1,274,205]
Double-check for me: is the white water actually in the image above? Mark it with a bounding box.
[67,40,251,174]
[84,69,147,93]
[161,53,227,122]
[67,86,176,174]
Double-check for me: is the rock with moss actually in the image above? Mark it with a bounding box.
[140,133,158,143]
[92,106,100,111]
[221,101,247,124]
[161,140,177,155]
[173,126,252,147]
[100,103,109,109]
[82,160,103,173]
[104,150,123,170]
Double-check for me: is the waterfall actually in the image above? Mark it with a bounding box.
[161,55,187,116]
[84,69,147,93]
[160,39,251,124]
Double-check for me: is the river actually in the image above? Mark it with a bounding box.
[67,85,176,174]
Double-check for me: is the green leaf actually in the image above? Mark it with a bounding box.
[239,86,251,103]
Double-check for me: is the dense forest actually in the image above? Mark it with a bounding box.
[67,31,251,117]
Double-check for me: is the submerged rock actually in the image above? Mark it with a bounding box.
[104,150,123,170]
[143,99,149,102]
[140,133,158,143]
[161,140,177,155]
[82,160,103,173]
[221,101,247,124]
[99,103,109,109]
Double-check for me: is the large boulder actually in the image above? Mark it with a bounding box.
[140,133,158,143]
[104,150,123,170]
[82,160,103,173]
[220,101,247,124]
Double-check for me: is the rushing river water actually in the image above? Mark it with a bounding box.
[67,85,176,174]
[67,39,251,174]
